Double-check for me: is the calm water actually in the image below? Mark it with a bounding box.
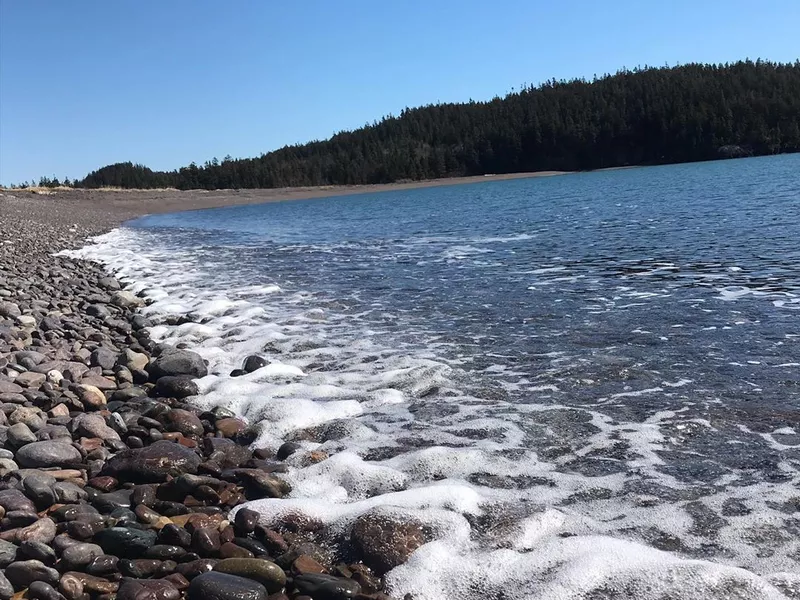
[79,155,800,599]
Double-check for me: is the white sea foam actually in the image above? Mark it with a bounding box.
[65,227,800,600]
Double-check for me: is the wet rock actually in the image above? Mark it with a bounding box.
[145,545,187,560]
[15,441,82,468]
[276,442,301,461]
[293,573,360,600]
[223,539,261,560]
[5,559,60,588]
[85,554,119,576]
[218,542,253,559]
[14,517,57,545]
[242,356,267,374]
[65,517,104,540]
[92,489,132,514]
[88,475,118,492]
[103,439,201,482]
[212,558,286,593]
[0,489,36,514]
[117,579,180,600]
[27,581,63,600]
[3,509,38,528]
[158,524,192,548]
[53,481,88,504]
[216,418,246,439]
[63,571,118,595]
[58,573,84,600]
[234,508,259,535]
[18,540,56,564]
[192,527,221,556]
[350,510,428,574]
[119,558,171,578]
[233,470,291,498]
[94,527,158,558]
[155,377,199,399]
[187,572,267,600]
[292,554,326,575]
[60,542,105,570]
[162,408,204,436]
[176,558,218,580]
[149,349,207,380]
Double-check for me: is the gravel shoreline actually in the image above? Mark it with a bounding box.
[0,191,408,600]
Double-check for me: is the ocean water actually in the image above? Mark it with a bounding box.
[73,155,800,599]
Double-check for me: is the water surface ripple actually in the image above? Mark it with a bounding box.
[76,155,800,599]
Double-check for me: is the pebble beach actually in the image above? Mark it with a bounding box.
[0,190,409,600]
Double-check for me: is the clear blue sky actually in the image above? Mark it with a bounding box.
[1,0,798,185]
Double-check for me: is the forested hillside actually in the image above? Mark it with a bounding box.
[74,60,800,190]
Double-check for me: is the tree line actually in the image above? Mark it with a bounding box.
[20,60,800,190]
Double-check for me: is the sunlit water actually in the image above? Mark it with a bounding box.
[72,155,800,599]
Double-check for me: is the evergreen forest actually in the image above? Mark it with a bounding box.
[30,61,800,190]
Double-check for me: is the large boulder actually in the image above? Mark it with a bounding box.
[103,440,201,483]
[148,349,207,380]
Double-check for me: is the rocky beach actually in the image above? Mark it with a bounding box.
[0,190,409,600]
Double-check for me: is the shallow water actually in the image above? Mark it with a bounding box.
[73,155,800,599]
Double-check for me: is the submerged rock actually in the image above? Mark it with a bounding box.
[350,509,429,574]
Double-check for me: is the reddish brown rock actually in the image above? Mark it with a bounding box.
[350,510,429,575]
[162,409,204,437]
[88,476,118,491]
[292,555,327,575]
[216,418,246,438]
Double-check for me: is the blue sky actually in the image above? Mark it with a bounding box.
[1,0,798,185]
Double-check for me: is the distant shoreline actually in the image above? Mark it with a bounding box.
[1,170,570,225]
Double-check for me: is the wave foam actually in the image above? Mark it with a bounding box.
[64,227,799,599]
